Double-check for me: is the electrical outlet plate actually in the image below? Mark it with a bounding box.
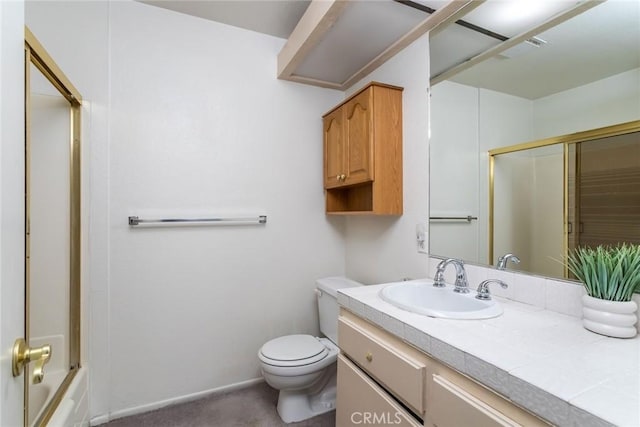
[416,223,428,254]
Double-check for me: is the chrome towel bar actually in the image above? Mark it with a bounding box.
[128,215,267,226]
[429,215,478,222]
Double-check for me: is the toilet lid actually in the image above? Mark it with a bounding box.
[260,335,328,363]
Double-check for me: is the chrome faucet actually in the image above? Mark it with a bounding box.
[496,253,521,270]
[433,258,470,293]
[476,279,508,301]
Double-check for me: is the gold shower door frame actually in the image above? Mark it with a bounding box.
[24,27,82,427]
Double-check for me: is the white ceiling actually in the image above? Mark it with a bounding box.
[140,0,311,39]
[140,0,640,100]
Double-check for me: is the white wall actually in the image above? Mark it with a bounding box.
[107,0,345,417]
[0,1,26,426]
[429,81,479,262]
[534,68,640,139]
[342,34,431,285]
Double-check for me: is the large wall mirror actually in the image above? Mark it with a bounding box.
[429,0,640,281]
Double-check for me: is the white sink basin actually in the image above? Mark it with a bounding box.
[379,281,503,319]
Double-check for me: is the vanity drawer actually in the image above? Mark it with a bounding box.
[430,374,520,427]
[338,313,426,415]
[427,366,549,427]
[337,355,422,427]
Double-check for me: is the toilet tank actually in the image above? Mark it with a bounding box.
[316,276,362,344]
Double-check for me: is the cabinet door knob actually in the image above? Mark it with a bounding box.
[336,175,341,181]
[340,174,346,181]
[365,352,373,362]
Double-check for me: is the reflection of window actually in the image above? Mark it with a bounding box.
[571,133,640,249]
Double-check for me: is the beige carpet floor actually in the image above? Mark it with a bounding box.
[101,382,335,427]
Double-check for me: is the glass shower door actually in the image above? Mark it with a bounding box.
[24,28,82,427]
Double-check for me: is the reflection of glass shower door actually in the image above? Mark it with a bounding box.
[492,146,564,277]
[567,144,578,253]
[574,134,640,248]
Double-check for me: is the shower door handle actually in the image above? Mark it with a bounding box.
[12,338,51,384]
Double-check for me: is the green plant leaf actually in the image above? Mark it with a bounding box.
[565,243,640,302]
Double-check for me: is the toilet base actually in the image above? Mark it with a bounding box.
[276,364,337,423]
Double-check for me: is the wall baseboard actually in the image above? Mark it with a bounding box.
[90,414,109,426]
[89,377,264,426]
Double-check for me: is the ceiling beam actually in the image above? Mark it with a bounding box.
[431,0,605,85]
[283,75,344,90]
[277,0,350,80]
[341,0,483,90]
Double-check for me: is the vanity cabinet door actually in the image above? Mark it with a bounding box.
[430,375,520,427]
[337,355,422,427]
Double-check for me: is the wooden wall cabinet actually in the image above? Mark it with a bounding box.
[337,309,549,427]
[323,82,403,215]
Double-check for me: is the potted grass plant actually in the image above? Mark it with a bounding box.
[566,243,640,338]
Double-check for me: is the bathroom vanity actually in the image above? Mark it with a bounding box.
[337,282,640,427]
[337,310,546,426]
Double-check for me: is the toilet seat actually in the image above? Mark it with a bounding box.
[259,335,329,367]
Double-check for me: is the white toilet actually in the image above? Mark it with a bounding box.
[258,276,362,423]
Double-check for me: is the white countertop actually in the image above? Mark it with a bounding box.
[338,280,640,427]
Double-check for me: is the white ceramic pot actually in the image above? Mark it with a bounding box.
[582,295,638,338]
